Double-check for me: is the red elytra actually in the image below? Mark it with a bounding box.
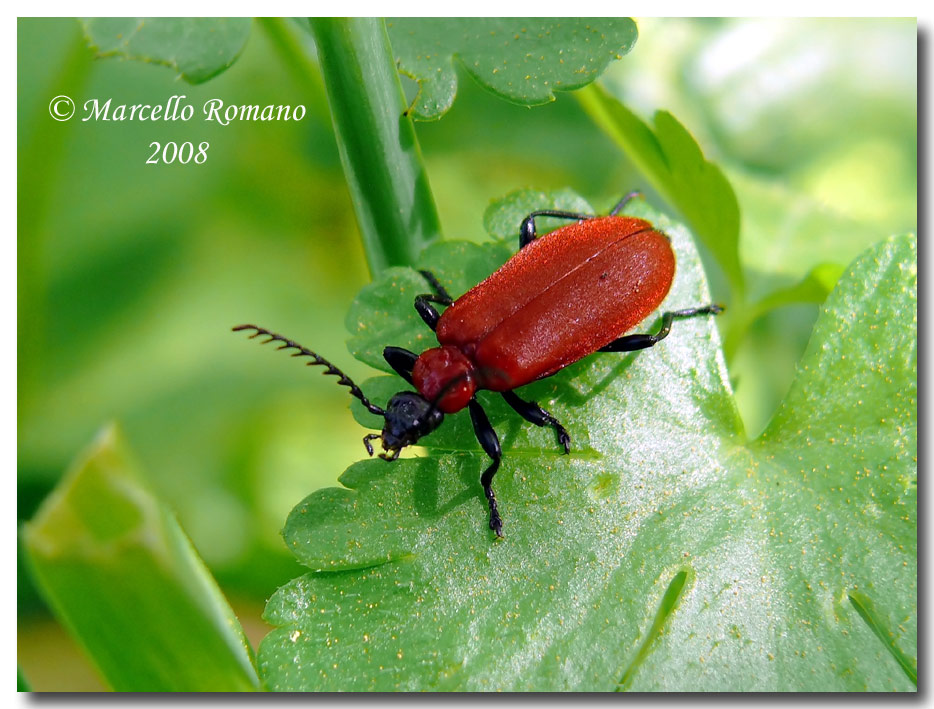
[412,216,675,413]
[235,194,721,537]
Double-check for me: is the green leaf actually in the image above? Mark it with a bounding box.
[386,18,638,121]
[23,426,261,692]
[629,234,916,691]
[81,18,251,83]
[256,190,916,691]
[577,84,743,300]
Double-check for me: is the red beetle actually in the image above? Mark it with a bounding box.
[235,193,722,536]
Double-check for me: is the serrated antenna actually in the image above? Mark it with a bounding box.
[232,324,386,417]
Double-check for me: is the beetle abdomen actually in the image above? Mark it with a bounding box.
[477,229,673,388]
[437,216,658,349]
[442,218,675,391]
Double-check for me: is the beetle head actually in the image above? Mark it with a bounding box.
[363,391,444,461]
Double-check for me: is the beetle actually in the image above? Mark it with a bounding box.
[234,192,722,537]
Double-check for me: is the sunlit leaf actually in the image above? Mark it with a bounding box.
[258,199,915,690]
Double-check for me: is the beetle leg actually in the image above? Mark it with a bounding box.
[501,390,570,454]
[519,192,647,248]
[363,433,381,456]
[418,270,454,303]
[468,399,504,537]
[608,191,643,216]
[414,271,454,331]
[383,346,418,384]
[519,209,595,249]
[599,304,724,352]
[414,294,451,331]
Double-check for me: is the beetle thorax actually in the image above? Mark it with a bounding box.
[412,346,476,413]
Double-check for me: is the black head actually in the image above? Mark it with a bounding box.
[363,391,444,461]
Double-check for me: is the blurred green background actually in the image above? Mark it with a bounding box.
[17,18,916,690]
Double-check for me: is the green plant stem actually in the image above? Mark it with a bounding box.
[309,18,441,276]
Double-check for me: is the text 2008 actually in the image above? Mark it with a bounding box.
[146,141,210,165]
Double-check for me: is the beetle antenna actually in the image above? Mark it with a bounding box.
[232,324,386,416]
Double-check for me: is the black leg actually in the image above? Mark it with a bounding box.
[501,390,570,454]
[363,433,381,456]
[414,294,449,331]
[418,270,454,302]
[383,346,418,384]
[599,305,723,352]
[468,399,504,537]
[518,191,644,248]
[519,209,594,249]
[415,270,454,331]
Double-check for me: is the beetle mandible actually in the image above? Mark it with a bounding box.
[234,192,723,537]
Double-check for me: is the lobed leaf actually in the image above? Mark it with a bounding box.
[259,198,914,690]
[630,234,916,690]
[81,18,251,84]
[386,18,637,121]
